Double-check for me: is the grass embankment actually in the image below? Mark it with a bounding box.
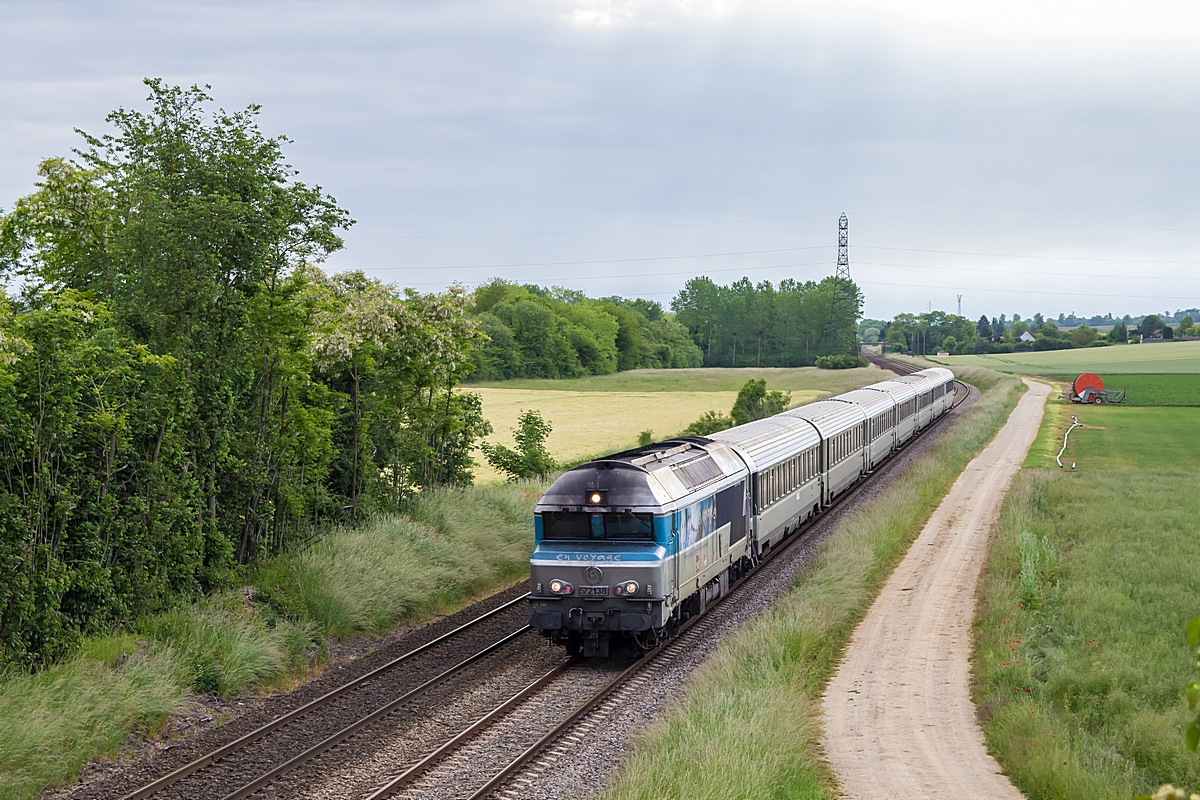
[0,482,542,800]
[602,366,1024,799]
[973,386,1200,798]
[927,339,1200,374]
[473,366,889,483]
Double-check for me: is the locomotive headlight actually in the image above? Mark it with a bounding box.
[622,581,639,596]
[549,579,573,595]
[585,490,607,506]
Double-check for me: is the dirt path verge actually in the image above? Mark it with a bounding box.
[821,379,1048,799]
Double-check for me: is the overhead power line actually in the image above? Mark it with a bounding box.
[855,244,1200,266]
[359,244,832,271]
[345,212,835,240]
[853,212,1200,234]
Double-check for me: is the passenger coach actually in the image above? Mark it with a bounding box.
[528,367,957,656]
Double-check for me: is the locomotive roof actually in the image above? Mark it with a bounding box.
[537,438,747,513]
[707,414,821,472]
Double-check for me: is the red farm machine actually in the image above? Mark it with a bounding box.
[1068,373,1126,404]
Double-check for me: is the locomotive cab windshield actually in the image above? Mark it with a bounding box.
[541,510,655,541]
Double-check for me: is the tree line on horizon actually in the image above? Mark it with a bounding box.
[861,310,1198,356]
[463,273,865,381]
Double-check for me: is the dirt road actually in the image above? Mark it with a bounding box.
[821,379,1048,799]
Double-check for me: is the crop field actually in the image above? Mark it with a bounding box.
[469,366,889,482]
[469,364,888,393]
[975,393,1200,798]
[926,339,1200,374]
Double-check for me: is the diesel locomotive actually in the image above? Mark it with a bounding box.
[527,367,956,657]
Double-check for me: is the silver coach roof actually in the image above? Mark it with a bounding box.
[708,414,821,473]
[860,379,917,405]
[780,398,867,438]
[834,388,895,417]
[914,366,955,384]
[891,372,937,394]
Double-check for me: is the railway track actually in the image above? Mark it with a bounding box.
[114,595,540,800]
[433,358,975,800]
[112,355,971,800]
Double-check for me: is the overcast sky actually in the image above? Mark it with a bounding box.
[3,0,1200,321]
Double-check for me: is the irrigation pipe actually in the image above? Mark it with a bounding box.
[1057,415,1081,469]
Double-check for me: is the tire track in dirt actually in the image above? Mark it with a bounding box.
[820,379,1048,799]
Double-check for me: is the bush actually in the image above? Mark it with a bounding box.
[730,379,791,426]
[1070,326,1098,347]
[480,409,557,481]
[816,353,868,370]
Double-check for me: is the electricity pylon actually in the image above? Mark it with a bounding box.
[827,213,853,354]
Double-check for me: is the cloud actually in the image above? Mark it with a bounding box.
[2,0,1198,318]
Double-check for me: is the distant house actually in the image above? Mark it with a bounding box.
[1017,330,1035,343]
[936,350,949,357]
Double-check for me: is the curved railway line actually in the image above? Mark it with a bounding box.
[108,355,970,800]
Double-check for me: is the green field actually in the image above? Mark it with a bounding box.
[1046,373,1200,407]
[926,339,1200,374]
[974,394,1200,798]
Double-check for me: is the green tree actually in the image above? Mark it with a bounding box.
[0,82,493,664]
[1141,314,1165,337]
[976,315,992,339]
[730,379,791,426]
[1108,323,1128,343]
[1070,325,1098,346]
[480,410,557,481]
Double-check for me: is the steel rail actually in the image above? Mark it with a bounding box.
[466,369,974,798]
[218,626,533,800]
[120,593,529,800]
[364,657,576,800]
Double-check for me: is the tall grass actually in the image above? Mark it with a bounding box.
[0,648,181,800]
[253,481,540,638]
[974,467,1200,798]
[603,366,1024,799]
[0,480,545,800]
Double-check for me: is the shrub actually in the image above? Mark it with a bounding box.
[1070,326,1098,347]
[480,409,557,481]
[637,430,654,446]
[815,353,868,369]
[730,379,791,425]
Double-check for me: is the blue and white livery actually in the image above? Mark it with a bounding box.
[527,366,956,656]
